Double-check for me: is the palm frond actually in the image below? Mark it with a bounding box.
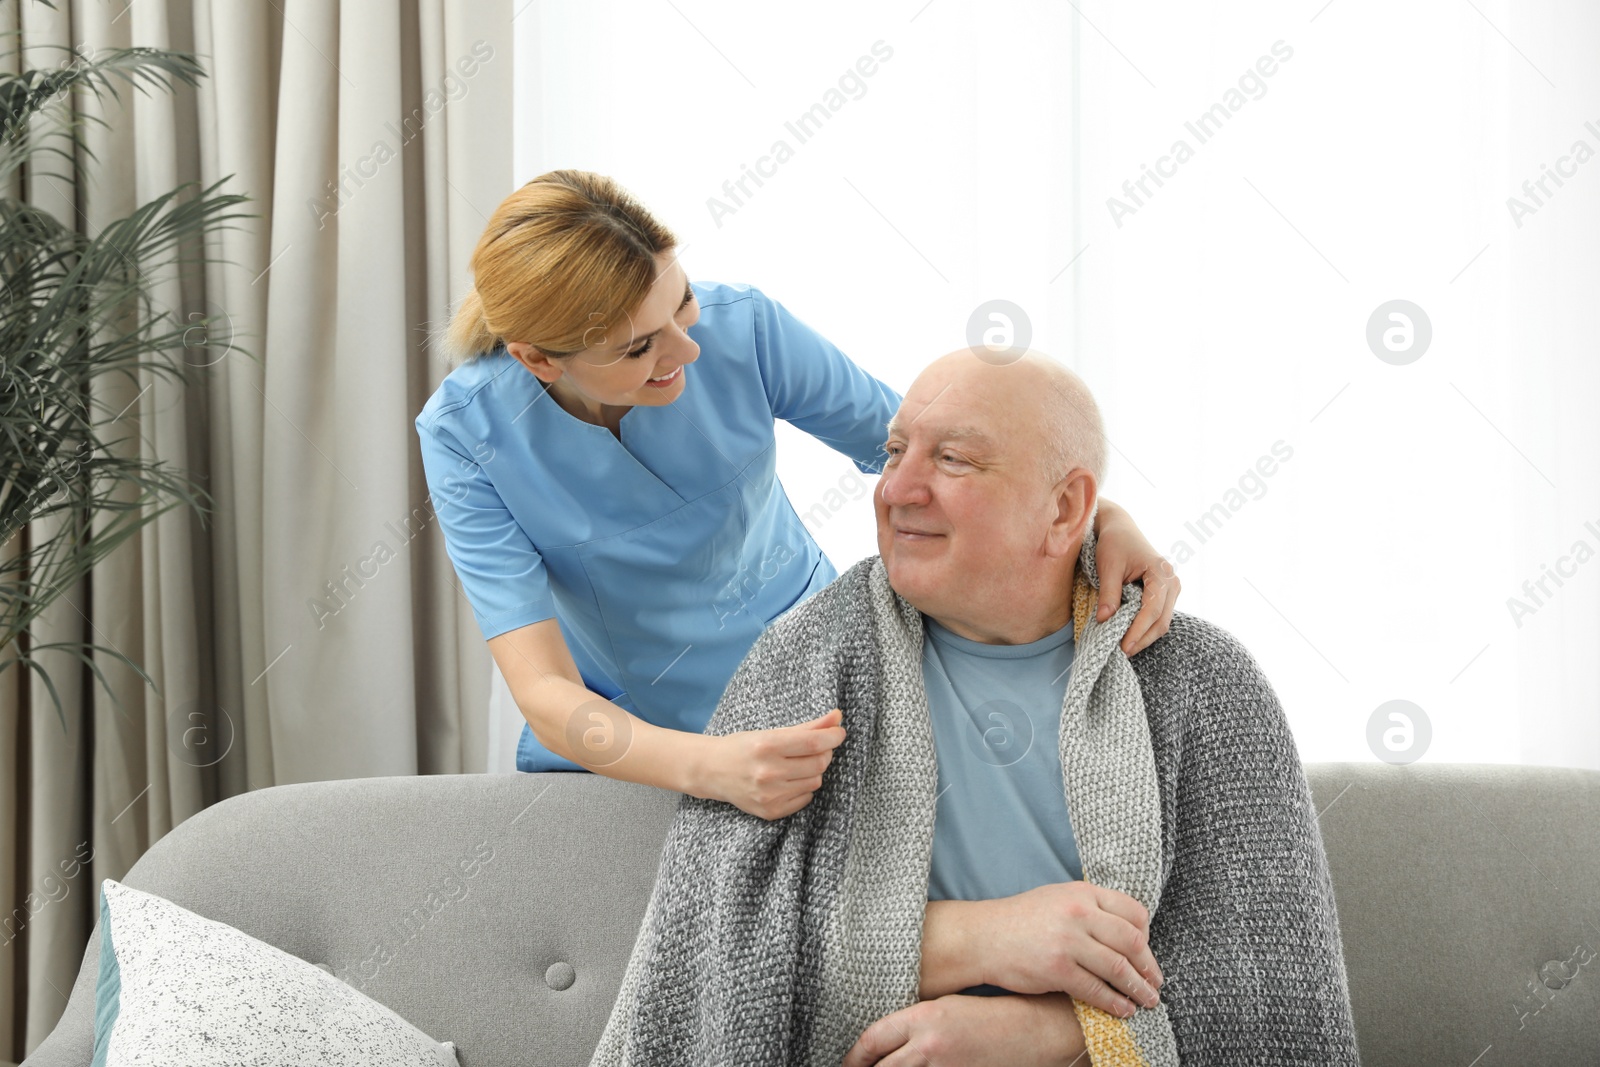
[0,39,252,731]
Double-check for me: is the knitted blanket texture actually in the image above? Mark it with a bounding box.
[590,527,1362,1065]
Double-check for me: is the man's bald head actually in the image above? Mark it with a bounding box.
[885,348,1107,488]
[876,347,1108,642]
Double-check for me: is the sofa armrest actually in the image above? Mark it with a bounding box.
[18,926,98,1067]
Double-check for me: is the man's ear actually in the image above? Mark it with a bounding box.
[505,340,564,384]
[1045,468,1097,560]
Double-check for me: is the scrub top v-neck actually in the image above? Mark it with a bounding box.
[415,280,901,772]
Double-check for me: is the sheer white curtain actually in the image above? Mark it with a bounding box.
[1068,0,1599,769]
[503,0,1598,771]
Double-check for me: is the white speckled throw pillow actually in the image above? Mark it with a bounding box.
[92,879,459,1066]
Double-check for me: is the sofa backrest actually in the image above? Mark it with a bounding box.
[22,763,1600,1066]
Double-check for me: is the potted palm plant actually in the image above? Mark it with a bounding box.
[0,21,251,727]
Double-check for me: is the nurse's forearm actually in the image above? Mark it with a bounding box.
[517,675,705,795]
[491,620,707,795]
[1094,496,1125,531]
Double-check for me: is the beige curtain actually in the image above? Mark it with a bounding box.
[0,0,510,1056]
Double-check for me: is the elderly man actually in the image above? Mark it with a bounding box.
[591,350,1362,1067]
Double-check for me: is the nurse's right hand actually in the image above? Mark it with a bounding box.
[695,707,848,821]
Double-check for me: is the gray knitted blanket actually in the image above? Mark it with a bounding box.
[590,527,1362,1065]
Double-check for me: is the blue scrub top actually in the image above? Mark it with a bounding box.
[415,280,902,771]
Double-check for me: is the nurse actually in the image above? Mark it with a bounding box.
[415,170,1180,821]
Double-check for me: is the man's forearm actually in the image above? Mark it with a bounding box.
[919,899,990,999]
[1026,992,1088,1063]
[919,905,1089,1062]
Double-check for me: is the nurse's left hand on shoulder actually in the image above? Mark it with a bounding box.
[692,707,847,821]
[1091,498,1180,657]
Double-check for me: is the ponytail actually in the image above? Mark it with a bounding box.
[440,287,498,366]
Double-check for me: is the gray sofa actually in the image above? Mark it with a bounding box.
[22,763,1600,1066]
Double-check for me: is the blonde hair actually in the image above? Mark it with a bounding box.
[442,170,679,364]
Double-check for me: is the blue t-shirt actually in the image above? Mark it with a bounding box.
[921,612,1083,996]
[415,281,902,771]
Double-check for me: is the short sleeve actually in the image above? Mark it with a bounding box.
[416,418,556,639]
[749,286,901,475]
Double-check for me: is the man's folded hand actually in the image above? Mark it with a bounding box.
[844,991,1085,1067]
[977,881,1164,1016]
